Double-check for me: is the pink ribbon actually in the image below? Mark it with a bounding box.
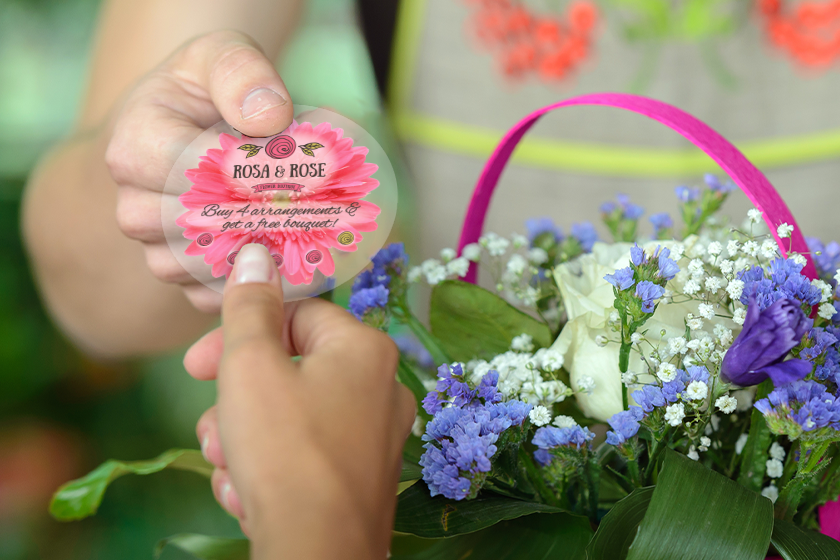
[252,182,304,192]
[456,93,817,283]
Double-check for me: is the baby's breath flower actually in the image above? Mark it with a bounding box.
[698,303,716,320]
[528,247,549,265]
[539,350,564,372]
[769,442,786,461]
[727,240,740,257]
[520,286,540,307]
[777,223,794,238]
[688,259,705,278]
[529,405,552,427]
[760,240,778,259]
[705,277,723,292]
[683,279,701,295]
[733,308,747,325]
[668,337,688,355]
[408,266,423,283]
[630,332,643,345]
[748,208,762,223]
[790,253,807,267]
[686,313,704,331]
[819,303,837,320]
[699,436,712,452]
[714,324,734,347]
[813,279,832,303]
[658,363,678,382]
[687,446,700,461]
[835,269,840,285]
[735,433,749,454]
[719,259,735,275]
[511,333,534,352]
[742,240,759,256]
[685,381,709,401]
[440,247,457,262]
[595,335,609,347]
[766,458,784,479]
[609,310,621,323]
[622,372,638,385]
[481,233,510,256]
[511,233,529,248]
[462,243,481,262]
[726,279,745,300]
[707,241,723,256]
[665,403,686,426]
[506,254,528,275]
[446,257,470,278]
[576,375,596,394]
[762,484,779,503]
[553,415,578,429]
[716,395,737,414]
[424,263,448,285]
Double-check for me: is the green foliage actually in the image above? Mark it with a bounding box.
[770,519,840,560]
[391,513,591,560]
[738,380,774,492]
[50,449,211,521]
[626,450,773,560]
[429,280,552,362]
[401,461,422,482]
[155,534,249,560]
[586,487,654,560]
[394,482,563,538]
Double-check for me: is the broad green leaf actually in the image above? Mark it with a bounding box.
[429,280,552,362]
[771,518,840,560]
[155,534,249,560]
[391,513,592,560]
[394,481,562,537]
[626,450,773,560]
[738,379,774,492]
[50,449,211,521]
[397,357,432,421]
[401,461,422,482]
[586,487,654,560]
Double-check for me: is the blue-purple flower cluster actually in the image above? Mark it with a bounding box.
[755,379,840,438]
[649,213,673,238]
[605,245,679,316]
[525,218,599,253]
[806,237,840,283]
[348,243,408,323]
[532,425,596,466]
[419,364,532,500]
[600,194,645,220]
[738,258,822,312]
[802,326,840,386]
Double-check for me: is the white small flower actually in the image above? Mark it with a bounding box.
[766,458,784,479]
[425,265,448,285]
[540,350,564,372]
[748,208,763,223]
[819,303,837,321]
[714,324,734,347]
[685,381,709,401]
[671,244,685,260]
[688,259,705,279]
[742,240,759,256]
[769,442,786,461]
[699,436,712,452]
[719,259,735,275]
[686,313,704,331]
[622,372,638,385]
[683,279,701,295]
[412,416,426,438]
[727,240,741,257]
[407,266,423,283]
[715,395,737,414]
[790,253,807,267]
[726,279,745,300]
[421,258,441,273]
[658,363,678,382]
[733,308,747,325]
[777,223,794,238]
[511,233,529,248]
[705,276,723,293]
[665,403,685,427]
[609,310,621,323]
[595,334,609,347]
[446,257,470,278]
[440,248,457,262]
[630,332,643,345]
[707,241,723,256]
[813,279,833,303]
[511,333,534,352]
[528,247,549,265]
[735,433,749,455]
[576,375,596,394]
[669,337,688,355]
[687,445,699,461]
[760,239,778,259]
[762,484,779,503]
[710,414,721,432]
[529,405,552,426]
[835,269,840,285]
[481,233,510,256]
[553,415,578,429]
[698,303,716,320]
[462,243,482,262]
[520,286,540,307]
[506,254,528,276]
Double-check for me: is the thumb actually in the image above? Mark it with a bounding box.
[170,30,294,137]
[221,243,288,356]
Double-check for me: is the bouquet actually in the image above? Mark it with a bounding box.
[48,95,840,559]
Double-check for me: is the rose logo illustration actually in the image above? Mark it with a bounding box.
[265,135,296,159]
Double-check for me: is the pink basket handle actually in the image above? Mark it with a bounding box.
[456,93,817,283]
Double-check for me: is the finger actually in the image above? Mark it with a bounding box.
[211,468,245,519]
[168,30,294,138]
[196,406,226,468]
[183,284,223,314]
[184,327,224,381]
[115,186,168,243]
[392,381,418,450]
[221,243,287,358]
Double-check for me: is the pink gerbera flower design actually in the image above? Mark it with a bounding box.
[177,121,380,285]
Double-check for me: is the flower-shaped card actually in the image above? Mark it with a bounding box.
[162,106,397,301]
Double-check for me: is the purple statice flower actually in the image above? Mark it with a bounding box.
[649,213,673,236]
[806,237,840,283]
[605,406,645,446]
[605,267,635,291]
[422,364,505,415]
[531,425,596,466]
[675,185,701,202]
[571,222,599,252]
[371,242,409,274]
[755,380,840,436]
[655,246,680,281]
[686,365,710,384]
[632,384,666,413]
[721,296,813,387]
[630,244,646,266]
[704,174,735,193]
[352,267,390,292]
[617,194,644,220]
[661,375,688,403]
[635,281,665,313]
[526,217,563,244]
[393,334,435,369]
[348,285,389,320]
[739,259,822,312]
[477,370,503,404]
[802,327,840,385]
[420,400,532,500]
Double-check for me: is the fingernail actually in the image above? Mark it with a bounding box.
[241,87,285,119]
[200,434,210,462]
[233,244,273,284]
[221,482,232,511]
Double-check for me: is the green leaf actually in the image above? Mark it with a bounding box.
[397,357,432,421]
[738,379,774,492]
[771,518,840,560]
[626,450,773,560]
[429,280,552,362]
[299,142,324,157]
[155,534,249,560]
[237,144,261,158]
[394,481,562,538]
[391,513,592,560]
[401,460,422,482]
[586,487,654,560]
[50,449,212,521]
